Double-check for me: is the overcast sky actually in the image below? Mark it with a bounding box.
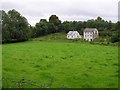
[1,0,119,26]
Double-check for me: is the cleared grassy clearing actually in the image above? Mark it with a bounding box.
[0,45,2,89]
[2,40,118,88]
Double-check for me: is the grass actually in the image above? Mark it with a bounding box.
[2,33,118,88]
[32,33,67,42]
[0,44,2,89]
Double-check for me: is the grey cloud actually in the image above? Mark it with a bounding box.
[1,0,119,26]
[2,2,25,10]
[118,1,120,21]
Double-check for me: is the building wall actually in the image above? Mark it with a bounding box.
[67,32,81,39]
[84,31,99,41]
[84,32,93,41]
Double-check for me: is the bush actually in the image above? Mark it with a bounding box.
[111,34,119,43]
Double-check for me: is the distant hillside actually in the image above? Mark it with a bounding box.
[31,32,118,46]
[32,33,67,42]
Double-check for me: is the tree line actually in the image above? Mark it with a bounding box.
[1,9,119,43]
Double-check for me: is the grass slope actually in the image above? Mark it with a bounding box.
[2,33,118,88]
[32,33,67,42]
[0,45,2,89]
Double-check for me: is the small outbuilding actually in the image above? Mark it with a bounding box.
[67,31,82,39]
[83,28,99,41]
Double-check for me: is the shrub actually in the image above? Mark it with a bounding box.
[111,34,119,43]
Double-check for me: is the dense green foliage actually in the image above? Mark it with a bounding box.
[61,17,118,39]
[49,15,61,32]
[34,17,119,43]
[1,9,30,43]
[3,39,118,88]
[34,15,61,37]
[1,9,119,43]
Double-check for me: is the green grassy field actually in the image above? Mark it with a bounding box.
[2,33,118,88]
[0,44,2,89]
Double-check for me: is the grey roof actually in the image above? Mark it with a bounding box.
[67,31,80,35]
[84,28,98,32]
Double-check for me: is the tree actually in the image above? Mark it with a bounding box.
[61,21,73,33]
[111,34,119,43]
[35,15,62,37]
[2,9,30,43]
[7,9,30,41]
[47,22,56,33]
[49,15,61,32]
[29,25,36,38]
[35,19,49,37]
[1,10,11,42]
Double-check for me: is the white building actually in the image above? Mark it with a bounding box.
[83,28,99,41]
[67,31,82,39]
